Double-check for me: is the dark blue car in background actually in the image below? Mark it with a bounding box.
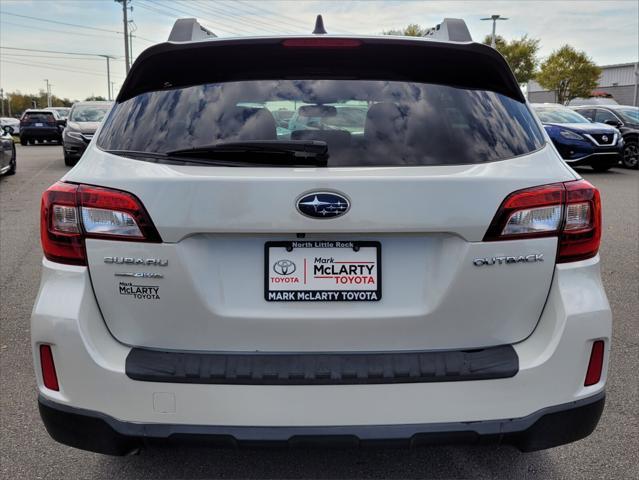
[532,104,623,172]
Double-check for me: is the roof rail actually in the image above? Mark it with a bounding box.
[168,18,216,42]
[424,18,472,42]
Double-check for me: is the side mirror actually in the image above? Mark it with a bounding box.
[2,125,14,135]
[57,119,67,128]
[604,119,622,127]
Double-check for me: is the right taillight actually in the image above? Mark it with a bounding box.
[484,179,601,263]
[40,182,161,265]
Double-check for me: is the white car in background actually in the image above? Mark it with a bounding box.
[0,117,20,136]
[32,18,611,455]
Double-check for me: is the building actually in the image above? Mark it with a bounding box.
[528,62,639,105]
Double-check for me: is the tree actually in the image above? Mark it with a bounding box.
[85,95,107,101]
[3,90,75,117]
[383,24,427,37]
[483,35,540,84]
[536,45,601,104]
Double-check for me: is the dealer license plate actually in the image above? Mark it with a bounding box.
[265,241,381,302]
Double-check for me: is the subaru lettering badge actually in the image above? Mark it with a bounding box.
[296,191,350,219]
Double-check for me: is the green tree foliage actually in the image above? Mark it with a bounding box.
[3,90,74,117]
[383,24,427,37]
[483,35,540,84]
[85,95,107,101]
[536,45,602,104]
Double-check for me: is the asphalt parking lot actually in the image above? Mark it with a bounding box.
[1,144,637,479]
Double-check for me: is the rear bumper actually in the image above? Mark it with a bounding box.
[566,152,621,167]
[38,391,605,455]
[31,256,611,452]
[20,127,61,140]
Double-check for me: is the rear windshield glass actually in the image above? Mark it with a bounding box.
[24,113,55,122]
[70,105,110,122]
[534,107,589,124]
[98,80,545,166]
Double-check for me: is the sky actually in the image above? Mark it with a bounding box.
[1,0,638,101]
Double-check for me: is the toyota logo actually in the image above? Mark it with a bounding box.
[296,191,350,219]
[273,259,296,275]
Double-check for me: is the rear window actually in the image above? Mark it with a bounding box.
[98,80,545,166]
[69,105,110,122]
[534,107,590,124]
[23,113,55,123]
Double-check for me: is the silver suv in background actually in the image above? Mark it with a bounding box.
[62,101,112,166]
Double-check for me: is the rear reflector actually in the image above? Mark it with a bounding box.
[484,180,601,263]
[584,340,604,386]
[40,182,161,265]
[282,38,362,48]
[40,345,59,391]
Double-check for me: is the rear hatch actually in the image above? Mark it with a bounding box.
[69,37,576,352]
[21,111,57,129]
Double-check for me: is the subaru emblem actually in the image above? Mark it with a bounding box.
[296,191,350,219]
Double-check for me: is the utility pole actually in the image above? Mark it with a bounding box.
[129,19,137,62]
[99,55,113,100]
[44,79,52,107]
[115,1,131,72]
[481,14,509,48]
[0,88,5,116]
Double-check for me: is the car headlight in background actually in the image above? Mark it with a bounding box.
[559,130,585,141]
[65,131,84,141]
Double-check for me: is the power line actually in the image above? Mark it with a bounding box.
[0,20,123,40]
[1,11,123,34]
[1,53,110,61]
[0,46,123,58]
[2,57,124,77]
[210,2,308,34]
[135,0,245,36]
[0,59,124,78]
[229,0,352,33]
[185,0,283,34]
[231,0,313,30]
[7,57,124,77]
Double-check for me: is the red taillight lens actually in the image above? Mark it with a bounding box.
[41,182,85,265]
[484,179,601,263]
[282,38,362,48]
[40,182,161,265]
[77,185,162,242]
[584,340,605,386]
[558,180,601,263]
[40,344,59,391]
[484,183,565,240]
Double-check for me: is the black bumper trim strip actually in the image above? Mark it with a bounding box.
[125,345,518,385]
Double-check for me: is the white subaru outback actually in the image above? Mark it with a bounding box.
[32,18,611,455]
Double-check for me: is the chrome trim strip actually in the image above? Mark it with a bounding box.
[583,133,617,147]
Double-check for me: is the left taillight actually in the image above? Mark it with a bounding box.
[484,179,602,263]
[40,182,161,265]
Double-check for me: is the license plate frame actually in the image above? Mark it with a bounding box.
[264,240,382,302]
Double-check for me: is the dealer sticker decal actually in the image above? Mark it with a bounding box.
[118,282,160,300]
[265,241,381,302]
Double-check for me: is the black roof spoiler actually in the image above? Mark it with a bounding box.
[168,18,216,42]
[115,19,523,104]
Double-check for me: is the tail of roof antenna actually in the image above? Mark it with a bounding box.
[424,18,472,42]
[168,18,216,42]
